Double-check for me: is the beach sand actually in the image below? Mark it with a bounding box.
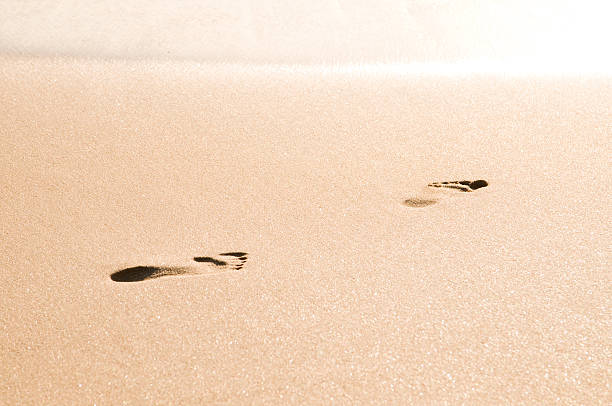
[0,57,610,404]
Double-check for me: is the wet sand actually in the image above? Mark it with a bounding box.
[0,57,610,404]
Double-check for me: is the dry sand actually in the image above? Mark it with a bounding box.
[2,1,612,71]
[0,57,610,404]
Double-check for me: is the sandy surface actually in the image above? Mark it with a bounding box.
[2,1,612,71]
[0,57,610,404]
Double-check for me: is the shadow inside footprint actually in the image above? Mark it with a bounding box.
[111,252,249,282]
[404,198,439,207]
[428,179,489,192]
[192,257,227,266]
[110,266,191,282]
[194,252,248,270]
[404,179,488,208]
[465,179,488,190]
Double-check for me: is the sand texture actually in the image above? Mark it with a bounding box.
[0,57,610,404]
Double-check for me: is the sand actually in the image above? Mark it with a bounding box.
[0,56,610,404]
[2,1,612,71]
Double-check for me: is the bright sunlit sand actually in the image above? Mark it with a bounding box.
[1,1,612,404]
[1,55,609,404]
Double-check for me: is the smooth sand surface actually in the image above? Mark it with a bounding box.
[2,1,612,71]
[0,57,610,404]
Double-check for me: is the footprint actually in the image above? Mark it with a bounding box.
[193,252,248,271]
[427,179,488,192]
[110,252,249,282]
[404,179,488,208]
[110,266,193,282]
